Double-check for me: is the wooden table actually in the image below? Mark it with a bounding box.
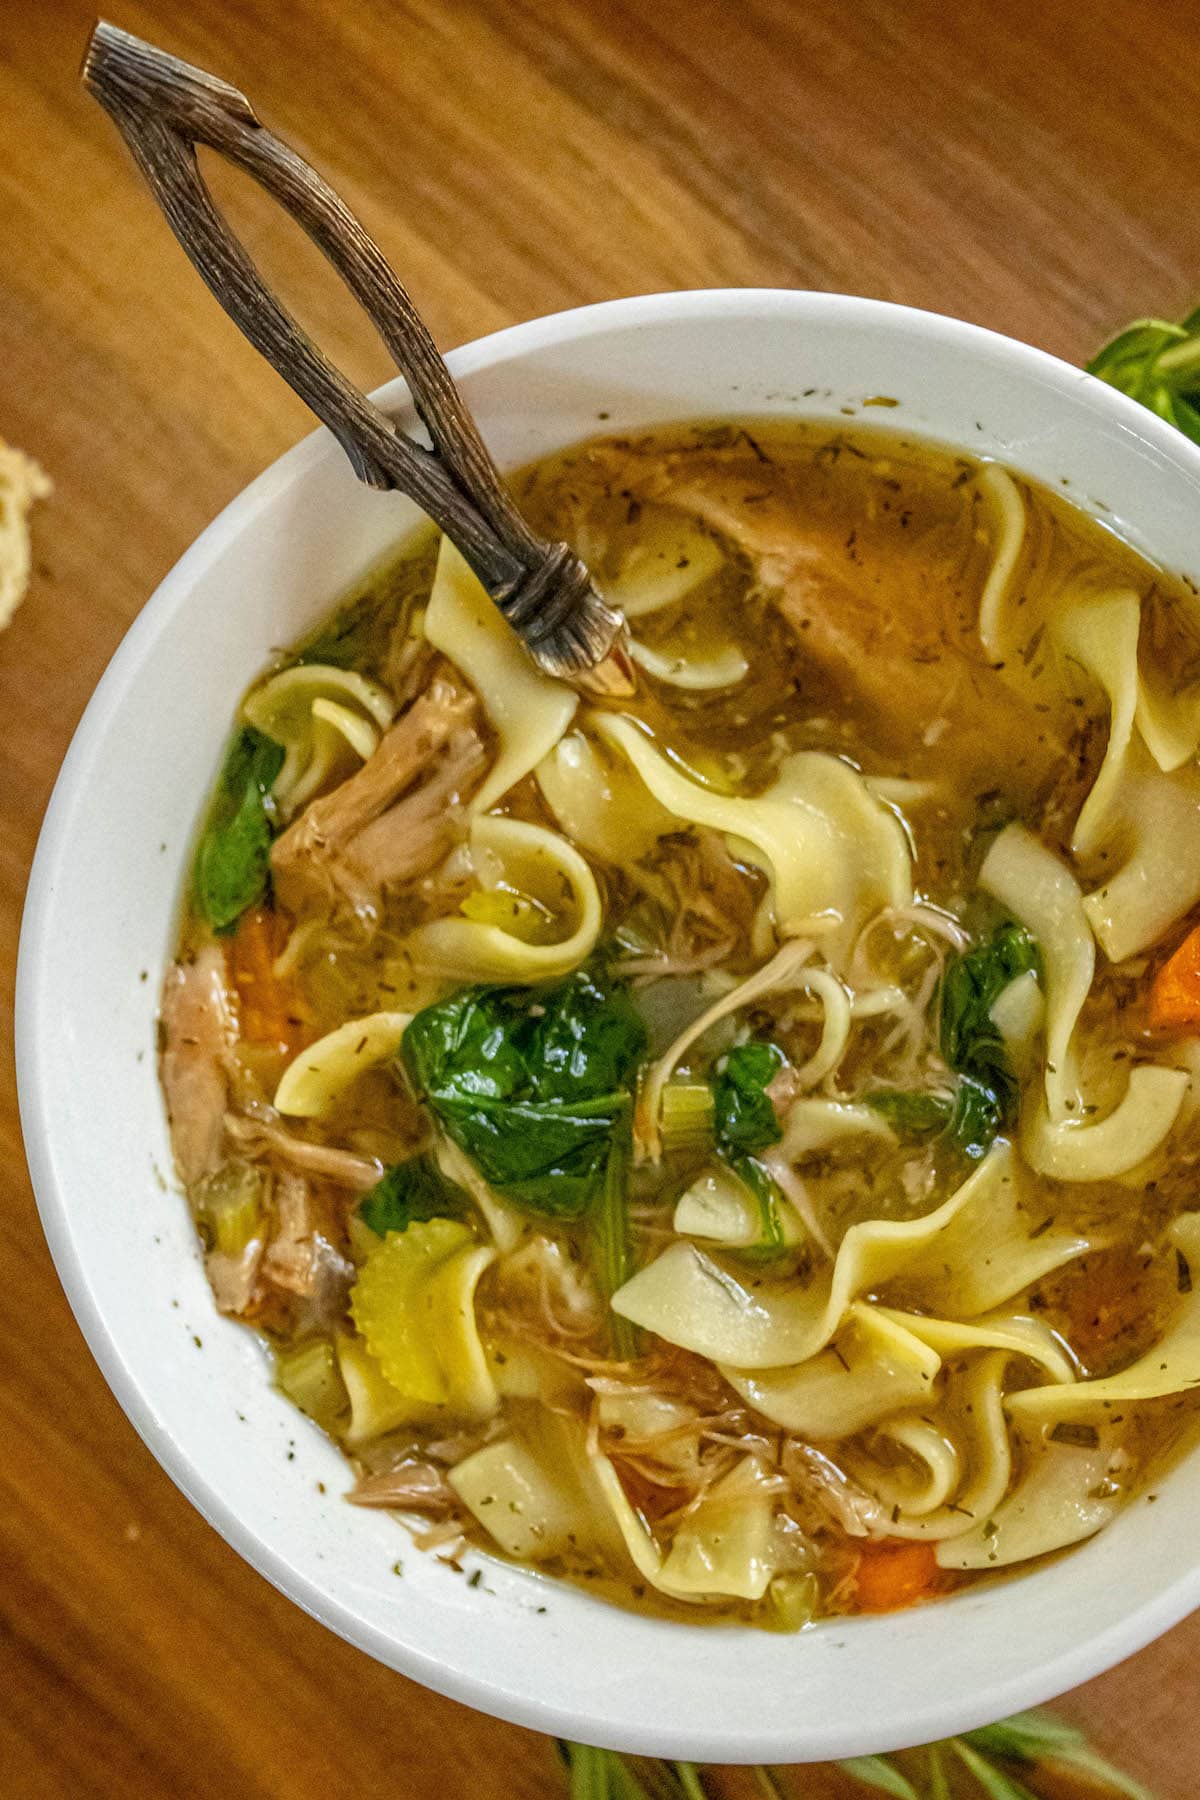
[2,1,1199,1793]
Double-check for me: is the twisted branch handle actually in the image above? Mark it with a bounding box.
[82,21,628,682]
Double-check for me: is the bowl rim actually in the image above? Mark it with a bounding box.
[18,285,1200,1761]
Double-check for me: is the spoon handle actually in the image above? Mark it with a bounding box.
[82,21,627,683]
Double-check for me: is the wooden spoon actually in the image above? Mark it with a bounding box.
[82,21,632,694]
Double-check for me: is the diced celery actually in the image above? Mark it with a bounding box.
[658,1082,715,1152]
[763,1571,819,1633]
[275,1337,348,1432]
[192,1161,264,1257]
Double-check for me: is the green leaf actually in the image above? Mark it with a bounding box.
[730,1154,788,1256]
[402,967,646,1220]
[837,1757,921,1799]
[357,1154,470,1237]
[1090,307,1200,446]
[193,727,285,931]
[952,1743,1038,1800]
[531,965,648,1101]
[940,921,1040,1078]
[435,1091,628,1218]
[926,1743,951,1800]
[865,1089,955,1138]
[965,1712,1155,1799]
[402,985,531,1103]
[713,1042,787,1156]
[946,1073,1005,1160]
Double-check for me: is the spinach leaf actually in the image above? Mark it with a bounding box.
[866,921,1040,1161]
[866,1089,955,1138]
[401,966,646,1222]
[434,1093,629,1220]
[940,919,1041,1125]
[713,1042,786,1157]
[403,985,530,1102]
[358,1154,470,1237]
[946,1074,1006,1160]
[732,1154,786,1256]
[530,966,648,1100]
[193,727,285,932]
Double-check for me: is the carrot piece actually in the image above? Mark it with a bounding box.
[226,906,308,1057]
[1148,922,1200,1033]
[854,1539,944,1613]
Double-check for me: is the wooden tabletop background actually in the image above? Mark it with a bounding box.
[3,1,1200,1794]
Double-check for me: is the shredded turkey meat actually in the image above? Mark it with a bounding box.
[159,945,237,1187]
[271,671,487,919]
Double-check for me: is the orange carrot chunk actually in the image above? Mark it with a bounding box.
[854,1539,944,1613]
[1149,922,1200,1034]
[226,906,308,1057]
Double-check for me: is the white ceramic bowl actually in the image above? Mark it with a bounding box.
[18,290,1200,1764]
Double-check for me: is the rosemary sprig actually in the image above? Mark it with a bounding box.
[559,1707,1153,1798]
[1088,304,1200,442]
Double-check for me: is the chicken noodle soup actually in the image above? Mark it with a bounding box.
[161,421,1200,1625]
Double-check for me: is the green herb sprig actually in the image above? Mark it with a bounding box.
[560,1708,1153,1798]
[1089,307,1200,443]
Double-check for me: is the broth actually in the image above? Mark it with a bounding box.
[162,420,1200,1626]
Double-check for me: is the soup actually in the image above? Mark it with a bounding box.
[160,420,1200,1627]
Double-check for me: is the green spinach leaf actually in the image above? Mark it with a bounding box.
[358,1154,470,1237]
[713,1042,786,1157]
[866,1089,955,1138]
[401,966,646,1222]
[193,727,285,932]
[530,966,648,1101]
[866,921,1040,1161]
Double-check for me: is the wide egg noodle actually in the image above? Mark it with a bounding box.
[404,814,602,982]
[535,728,679,864]
[779,1097,896,1160]
[424,536,578,812]
[1020,1063,1188,1182]
[975,465,1028,661]
[722,1302,941,1440]
[611,1143,1091,1368]
[850,1353,1016,1542]
[936,1429,1122,1570]
[450,1411,627,1564]
[1081,752,1200,962]
[273,1009,412,1117]
[629,637,749,691]
[593,713,912,961]
[636,935,818,1159]
[590,1453,778,1602]
[242,663,394,818]
[1053,590,1141,858]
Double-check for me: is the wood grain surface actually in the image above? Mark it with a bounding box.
[2,2,1199,1795]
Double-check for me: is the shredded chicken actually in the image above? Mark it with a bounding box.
[270,671,486,919]
[225,1104,382,1192]
[348,1460,459,1513]
[259,1168,354,1322]
[660,474,1066,793]
[159,946,237,1187]
[782,1440,885,1539]
[632,829,760,976]
[206,1238,264,1316]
